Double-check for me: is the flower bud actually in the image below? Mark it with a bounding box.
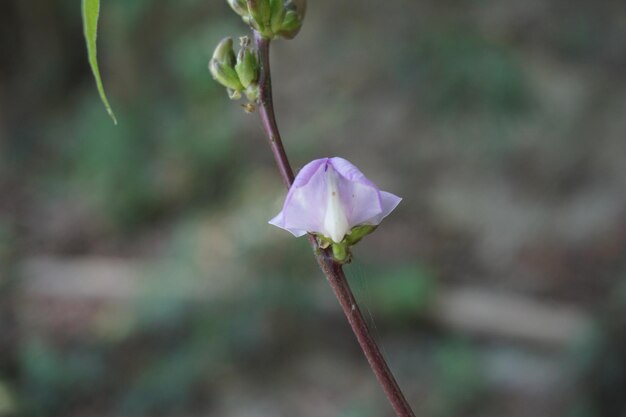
[209,37,244,92]
[227,0,249,17]
[227,0,306,39]
[276,0,306,39]
[212,37,237,67]
[235,38,258,89]
[286,0,306,21]
[246,0,271,32]
[269,0,286,33]
[269,157,401,261]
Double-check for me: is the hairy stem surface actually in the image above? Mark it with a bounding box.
[253,32,416,417]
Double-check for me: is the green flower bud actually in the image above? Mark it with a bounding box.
[229,0,306,39]
[276,0,306,40]
[227,0,249,17]
[246,0,271,33]
[286,0,306,20]
[269,0,286,33]
[209,37,243,92]
[212,37,237,67]
[235,38,259,88]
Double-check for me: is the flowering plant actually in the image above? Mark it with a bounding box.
[82,0,415,415]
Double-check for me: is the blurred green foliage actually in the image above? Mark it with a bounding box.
[2,0,624,416]
[429,341,485,417]
[349,264,437,321]
[45,1,244,230]
[0,380,16,416]
[21,340,106,416]
[398,27,530,117]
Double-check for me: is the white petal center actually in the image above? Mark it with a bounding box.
[323,166,350,243]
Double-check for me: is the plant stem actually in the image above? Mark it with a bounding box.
[255,34,294,188]
[254,32,416,417]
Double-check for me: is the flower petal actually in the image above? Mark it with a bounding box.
[268,211,307,237]
[329,157,376,188]
[330,157,386,226]
[268,158,328,237]
[279,161,329,234]
[336,177,382,227]
[363,191,402,225]
[292,158,328,189]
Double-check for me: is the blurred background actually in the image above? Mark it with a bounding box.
[1,0,625,416]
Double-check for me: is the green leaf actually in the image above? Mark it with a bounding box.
[82,0,117,124]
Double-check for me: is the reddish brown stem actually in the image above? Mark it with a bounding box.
[255,34,294,188]
[254,32,416,417]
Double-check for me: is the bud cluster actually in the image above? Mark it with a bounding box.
[209,1,306,108]
[209,36,259,104]
[227,0,306,39]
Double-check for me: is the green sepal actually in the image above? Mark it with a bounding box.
[316,234,332,249]
[313,223,378,263]
[344,225,377,246]
[316,234,351,264]
[209,59,243,91]
[235,45,258,88]
[331,242,351,264]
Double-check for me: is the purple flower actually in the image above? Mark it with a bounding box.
[269,157,402,243]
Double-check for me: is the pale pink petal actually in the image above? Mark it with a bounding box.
[292,158,328,189]
[274,160,328,235]
[268,211,307,237]
[336,177,382,227]
[329,157,376,188]
[362,191,402,225]
[268,158,329,236]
